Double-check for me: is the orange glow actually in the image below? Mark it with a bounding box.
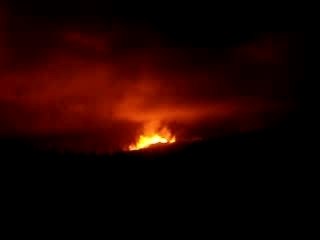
[0,12,291,154]
[128,126,176,151]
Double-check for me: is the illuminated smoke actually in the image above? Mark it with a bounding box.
[0,6,295,152]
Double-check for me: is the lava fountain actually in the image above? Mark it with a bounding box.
[128,125,176,151]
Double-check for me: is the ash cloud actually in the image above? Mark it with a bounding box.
[0,6,297,151]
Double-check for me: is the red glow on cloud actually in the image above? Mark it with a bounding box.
[0,8,295,152]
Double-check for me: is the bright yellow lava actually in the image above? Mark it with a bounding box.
[128,133,176,151]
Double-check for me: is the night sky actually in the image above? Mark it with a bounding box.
[0,1,302,152]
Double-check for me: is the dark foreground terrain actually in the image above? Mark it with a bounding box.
[0,112,304,183]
